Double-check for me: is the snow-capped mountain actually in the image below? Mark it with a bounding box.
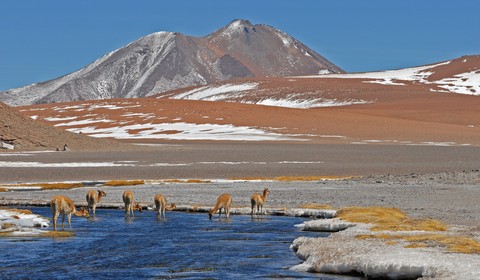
[0,19,343,106]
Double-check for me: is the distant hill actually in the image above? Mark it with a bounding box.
[0,19,343,106]
[156,55,480,107]
[0,102,134,151]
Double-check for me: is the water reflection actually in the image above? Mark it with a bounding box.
[0,207,360,279]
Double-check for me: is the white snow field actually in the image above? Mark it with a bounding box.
[0,209,49,236]
[292,218,480,279]
[167,82,370,108]
[64,122,302,141]
[309,60,480,96]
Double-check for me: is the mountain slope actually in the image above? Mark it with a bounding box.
[0,20,343,106]
[0,102,135,151]
[156,55,480,108]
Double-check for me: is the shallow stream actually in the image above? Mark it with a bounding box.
[0,207,360,279]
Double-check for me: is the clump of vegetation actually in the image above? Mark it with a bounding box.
[186,179,211,183]
[357,233,480,254]
[162,179,211,183]
[1,223,16,229]
[299,203,334,210]
[39,183,84,190]
[336,206,447,231]
[275,175,355,181]
[1,183,84,190]
[0,188,7,192]
[40,231,75,238]
[1,208,33,215]
[102,180,145,186]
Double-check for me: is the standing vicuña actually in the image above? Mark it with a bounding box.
[50,195,90,231]
[250,188,270,215]
[209,193,232,220]
[86,189,106,216]
[154,194,176,219]
[122,190,143,218]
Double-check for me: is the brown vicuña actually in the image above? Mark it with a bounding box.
[154,194,176,218]
[122,190,143,218]
[250,188,270,215]
[50,195,90,231]
[86,189,106,216]
[209,193,232,220]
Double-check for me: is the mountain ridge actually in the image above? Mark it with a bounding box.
[0,19,343,106]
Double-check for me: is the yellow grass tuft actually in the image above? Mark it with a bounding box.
[275,176,355,181]
[162,179,211,184]
[39,183,84,190]
[1,223,16,229]
[1,182,84,190]
[163,179,182,183]
[299,203,334,210]
[405,243,428,249]
[1,208,33,215]
[337,206,447,232]
[0,188,7,192]
[186,179,211,183]
[40,231,75,238]
[356,233,480,254]
[103,180,145,186]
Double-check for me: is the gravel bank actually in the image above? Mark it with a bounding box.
[1,170,479,227]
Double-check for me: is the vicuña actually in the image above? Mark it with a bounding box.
[209,193,232,220]
[250,188,270,215]
[122,190,143,218]
[86,189,106,216]
[50,195,90,231]
[154,194,176,219]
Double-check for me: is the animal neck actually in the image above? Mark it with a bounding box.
[209,205,218,215]
[262,191,269,202]
[73,208,84,217]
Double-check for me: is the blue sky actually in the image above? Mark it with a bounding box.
[1,0,478,90]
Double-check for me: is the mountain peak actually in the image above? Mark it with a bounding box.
[227,19,253,29]
[0,20,344,105]
[211,19,256,39]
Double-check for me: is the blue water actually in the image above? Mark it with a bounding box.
[0,207,359,279]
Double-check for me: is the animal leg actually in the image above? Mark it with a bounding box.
[61,214,66,230]
[53,212,59,231]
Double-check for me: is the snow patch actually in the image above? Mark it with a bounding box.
[291,221,480,279]
[65,122,300,141]
[54,118,114,127]
[44,116,78,121]
[252,97,370,109]
[434,70,480,95]
[295,218,356,232]
[169,83,258,100]
[311,61,451,83]
[0,209,49,235]
[0,161,136,168]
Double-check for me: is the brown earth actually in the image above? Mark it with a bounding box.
[16,92,480,147]
[0,102,140,151]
